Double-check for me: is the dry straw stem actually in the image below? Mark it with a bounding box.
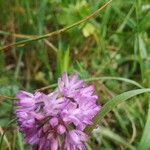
[0,127,11,150]
[0,95,17,101]
[0,0,112,51]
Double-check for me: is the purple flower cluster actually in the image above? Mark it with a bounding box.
[16,73,100,150]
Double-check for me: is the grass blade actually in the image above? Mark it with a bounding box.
[0,118,16,150]
[138,101,150,150]
[85,89,150,134]
[17,130,24,150]
[85,76,144,89]
[36,76,144,91]
[94,127,135,150]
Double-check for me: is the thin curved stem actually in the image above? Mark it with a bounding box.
[0,0,112,51]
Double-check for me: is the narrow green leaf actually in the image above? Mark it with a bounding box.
[63,47,70,72]
[0,118,16,150]
[17,129,24,150]
[94,127,135,150]
[85,89,150,134]
[85,77,144,89]
[138,101,150,150]
[35,76,144,92]
[15,50,23,79]
[117,2,135,33]
[139,35,147,59]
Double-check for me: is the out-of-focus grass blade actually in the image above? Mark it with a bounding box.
[138,34,149,82]
[62,47,70,73]
[138,101,150,150]
[138,11,150,32]
[0,118,16,150]
[85,76,144,88]
[85,89,150,134]
[14,50,23,79]
[85,143,92,150]
[94,127,135,150]
[17,129,24,150]
[113,110,128,134]
[36,76,144,91]
[138,35,147,59]
[117,2,135,32]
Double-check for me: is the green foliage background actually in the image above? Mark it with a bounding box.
[0,0,150,149]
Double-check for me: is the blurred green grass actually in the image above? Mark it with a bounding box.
[0,0,150,149]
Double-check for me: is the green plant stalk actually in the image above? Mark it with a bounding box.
[138,100,150,150]
[17,130,24,150]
